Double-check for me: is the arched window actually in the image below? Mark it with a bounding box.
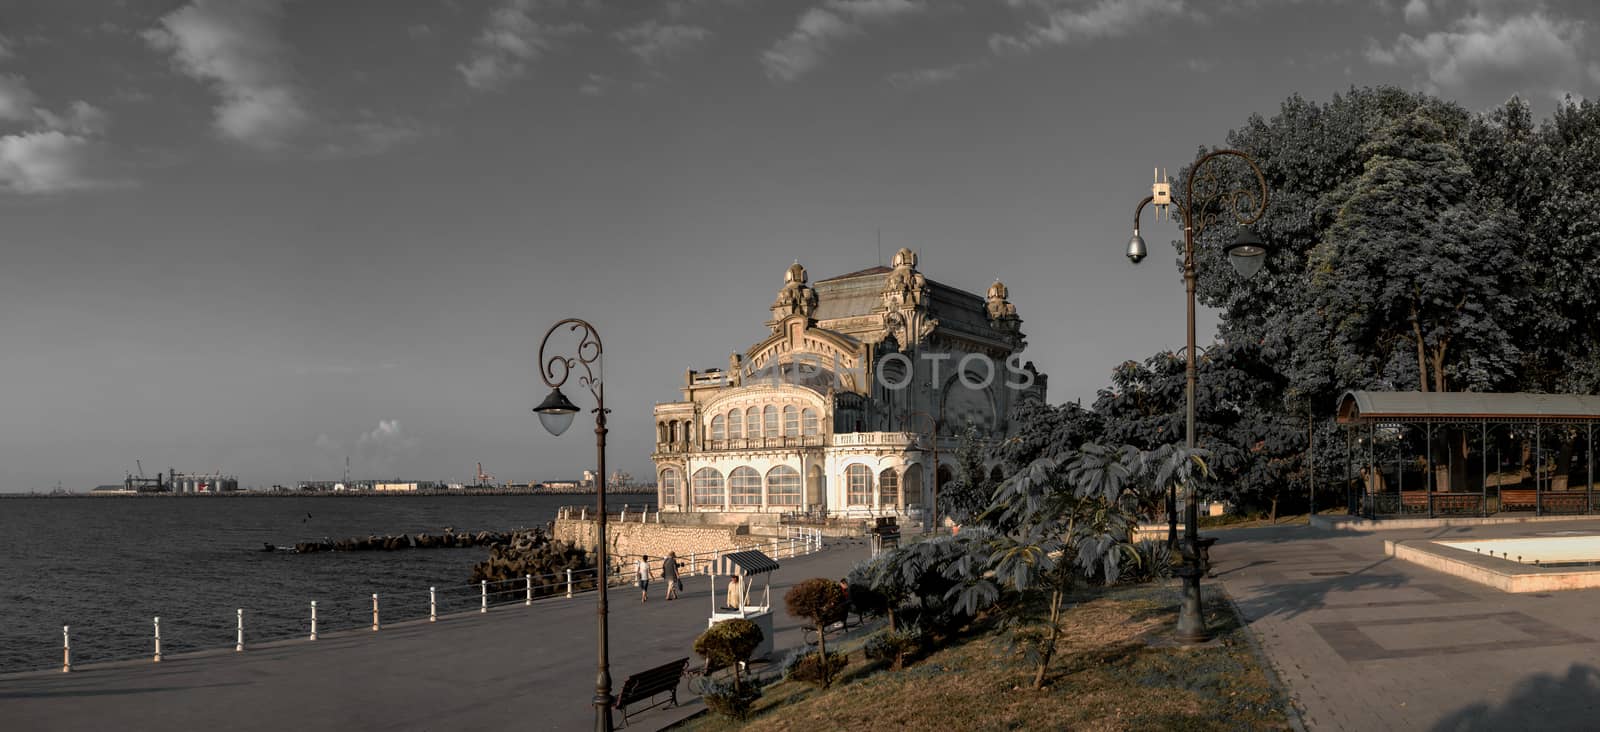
[802,408,820,436]
[846,464,872,506]
[763,405,778,437]
[745,407,761,438]
[730,467,762,506]
[669,422,679,443]
[692,468,724,507]
[660,468,681,506]
[766,466,801,506]
[879,469,899,508]
[727,409,742,439]
[782,405,799,437]
[710,415,725,441]
[657,423,667,443]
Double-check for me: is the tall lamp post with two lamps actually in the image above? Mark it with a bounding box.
[907,407,944,533]
[531,318,614,731]
[1123,150,1271,643]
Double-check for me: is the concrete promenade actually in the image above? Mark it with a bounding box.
[1211,520,1600,731]
[1,540,872,732]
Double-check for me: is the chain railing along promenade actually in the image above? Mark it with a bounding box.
[13,525,822,675]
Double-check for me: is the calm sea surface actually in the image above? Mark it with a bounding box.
[0,494,653,673]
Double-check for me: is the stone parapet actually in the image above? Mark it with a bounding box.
[552,519,763,562]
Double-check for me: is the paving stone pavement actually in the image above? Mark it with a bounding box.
[0,540,875,732]
[1210,521,1600,731]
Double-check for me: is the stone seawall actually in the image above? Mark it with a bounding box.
[552,519,764,563]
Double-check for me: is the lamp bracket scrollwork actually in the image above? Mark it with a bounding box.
[1183,149,1268,241]
[538,318,607,414]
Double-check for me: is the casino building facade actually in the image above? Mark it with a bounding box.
[651,248,1046,521]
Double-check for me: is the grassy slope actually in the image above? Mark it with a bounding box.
[686,584,1291,732]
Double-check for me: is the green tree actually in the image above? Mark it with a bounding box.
[693,618,764,694]
[784,578,847,688]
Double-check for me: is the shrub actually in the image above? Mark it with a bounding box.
[694,618,763,692]
[691,674,761,721]
[1123,539,1176,584]
[863,627,923,669]
[783,651,848,687]
[785,578,848,687]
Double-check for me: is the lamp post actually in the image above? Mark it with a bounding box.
[532,318,613,731]
[907,407,944,533]
[1124,150,1270,644]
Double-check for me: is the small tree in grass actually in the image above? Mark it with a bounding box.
[693,619,764,721]
[784,578,847,687]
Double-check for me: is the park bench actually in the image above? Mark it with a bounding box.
[614,657,687,727]
[1500,489,1538,512]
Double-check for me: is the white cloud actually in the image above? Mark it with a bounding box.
[991,0,1188,55]
[1367,11,1592,101]
[614,20,713,65]
[143,0,310,150]
[459,0,588,91]
[0,33,13,59]
[0,74,39,121]
[1403,0,1430,25]
[885,61,980,88]
[356,419,419,473]
[313,118,427,159]
[0,131,109,194]
[34,101,110,136]
[763,0,925,82]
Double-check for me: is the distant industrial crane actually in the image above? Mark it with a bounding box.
[135,459,144,478]
[475,462,496,487]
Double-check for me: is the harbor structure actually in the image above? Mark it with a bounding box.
[651,248,1046,521]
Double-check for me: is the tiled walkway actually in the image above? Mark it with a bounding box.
[1211,522,1600,731]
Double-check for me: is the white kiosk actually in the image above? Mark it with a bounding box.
[708,550,780,660]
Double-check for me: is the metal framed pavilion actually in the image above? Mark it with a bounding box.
[1336,391,1600,519]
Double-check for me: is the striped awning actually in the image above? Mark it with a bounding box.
[717,550,779,576]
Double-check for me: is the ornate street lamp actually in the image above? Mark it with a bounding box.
[1125,151,1270,643]
[532,318,613,731]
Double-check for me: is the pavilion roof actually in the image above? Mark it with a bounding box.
[1337,391,1600,423]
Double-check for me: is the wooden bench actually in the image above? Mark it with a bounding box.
[1500,489,1538,512]
[614,657,687,727]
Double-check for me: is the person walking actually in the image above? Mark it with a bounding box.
[635,554,651,603]
[662,551,680,600]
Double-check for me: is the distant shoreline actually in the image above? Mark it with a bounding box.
[0,487,658,499]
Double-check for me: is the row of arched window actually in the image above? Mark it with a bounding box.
[710,405,820,441]
[658,464,904,508]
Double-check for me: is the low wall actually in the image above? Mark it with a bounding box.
[552,518,763,561]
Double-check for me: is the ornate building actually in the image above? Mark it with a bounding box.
[652,248,1046,520]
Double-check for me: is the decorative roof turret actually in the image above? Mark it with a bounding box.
[771,259,818,326]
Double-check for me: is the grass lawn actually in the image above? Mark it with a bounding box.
[679,583,1291,731]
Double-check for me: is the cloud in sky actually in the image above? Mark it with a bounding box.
[885,61,981,89]
[1367,10,1594,101]
[0,71,118,194]
[990,0,1188,55]
[763,0,926,82]
[614,20,713,65]
[143,0,310,150]
[459,0,589,91]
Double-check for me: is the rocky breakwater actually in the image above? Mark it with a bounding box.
[292,528,514,553]
[469,527,597,597]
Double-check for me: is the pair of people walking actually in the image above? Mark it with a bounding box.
[635,552,683,602]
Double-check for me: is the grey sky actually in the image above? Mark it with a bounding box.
[1,0,1595,491]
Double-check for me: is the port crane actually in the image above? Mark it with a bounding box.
[475,462,496,487]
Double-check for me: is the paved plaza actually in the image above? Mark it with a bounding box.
[1212,520,1600,731]
[0,541,871,732]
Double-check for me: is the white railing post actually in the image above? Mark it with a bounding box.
[565,569,574,598]
[235,609,244,652]
[641,510,646,524]
[62,626,70,673]
[525,575,533,605]
[481,580,488,613]
[429,587,437,622]
[580,507,587,520]
[790,537,796,558]
[372,594,380,631]
[690,552,697,577]
[310,601,318,640]
[154,617,162,662]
